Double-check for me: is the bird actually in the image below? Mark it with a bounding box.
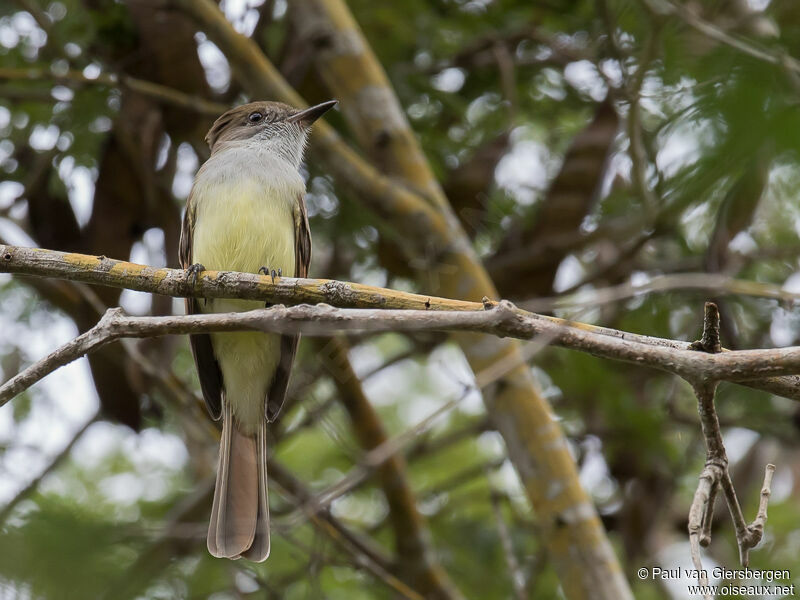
[179,99,337,561]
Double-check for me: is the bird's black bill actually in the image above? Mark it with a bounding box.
[286,100,338,126]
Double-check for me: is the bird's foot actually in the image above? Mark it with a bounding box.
[258,266,282,283]
[186,263,206,286]
[186,263,207,306]
[258,266,283,308]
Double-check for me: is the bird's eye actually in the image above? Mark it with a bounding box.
[248,112,263,123]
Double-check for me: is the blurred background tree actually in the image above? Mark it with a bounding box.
[1,0,799,598]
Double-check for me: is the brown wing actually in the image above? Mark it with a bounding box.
[265,192,312,422]
[180,195,223,421]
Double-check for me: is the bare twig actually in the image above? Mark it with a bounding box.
[687,302,777,593]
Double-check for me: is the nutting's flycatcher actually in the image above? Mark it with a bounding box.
[179,99,337,561]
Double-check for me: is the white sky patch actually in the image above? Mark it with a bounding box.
[0,105,11,130]
[63,42,81,59]
[173,142,198,199]
[432,68,466,93]
[0,139,14,169]
[657,542,723,599]
[783,271,800,294]
[120,228,166,313]
[12,111,29,129]
[0,20,21,48]
[0,218,37,246]
[770,306,796,347]
[125,427,189,471]
[770,272,800,347]
[272,0,287,19]
[552,254,585,293]
[51,85,73,102]
[534,67,567,101]
[72,421,122,471]
[495,138,549,206]
[680,199,715,252]
[0,180,23,208]
[66,164,95,228]
[564,60,608,101]
[47,2,67,20]
[769,465,793,504]
[656,126,700,179]
[465,93,501,125]
[638,76,668,121]
[12,11,46,48]
[195,32,231,93]
[579,436,616,503]
[155,133,171,171]
[100,472,144,505]
[221,0,264,36]
[657,114,715,180]
[120,241,154,315]
[28,123,60,151]
[88,115,112,133]
[723,427,760,464]
[728,230,757,255]
[82,62,101,80]
[143,227,167,266]
[598,58,623,88]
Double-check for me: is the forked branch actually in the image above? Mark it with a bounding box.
[687,303,777,598]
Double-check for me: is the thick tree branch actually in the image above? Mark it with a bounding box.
[9,300,800,408]
[4,245,800,400]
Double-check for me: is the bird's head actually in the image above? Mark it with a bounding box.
[205,100,337,167]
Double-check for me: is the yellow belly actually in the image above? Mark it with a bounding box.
[192,179,297,432]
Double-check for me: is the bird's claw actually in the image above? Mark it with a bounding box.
[258,266,282,284]
[186,263,205,287]
[186,263,207,306]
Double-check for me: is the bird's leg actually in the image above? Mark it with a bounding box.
[186,263,208,306]
[258,266,283,308]
[258,266,282,283]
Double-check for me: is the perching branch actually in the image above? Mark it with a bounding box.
[5,245,800,401]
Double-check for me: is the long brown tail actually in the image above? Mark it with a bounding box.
[207,397,270,561]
